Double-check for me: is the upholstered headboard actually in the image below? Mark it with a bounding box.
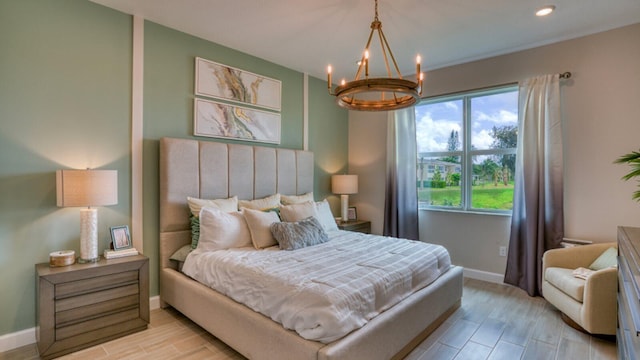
[158,137,314,270]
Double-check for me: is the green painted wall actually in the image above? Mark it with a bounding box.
[308,76,349,212]
[0,1,347,337]
[0,0,132,335]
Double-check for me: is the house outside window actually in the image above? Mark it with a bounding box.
[415,85,518,213]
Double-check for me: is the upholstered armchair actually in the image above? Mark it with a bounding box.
[541,242,617,335]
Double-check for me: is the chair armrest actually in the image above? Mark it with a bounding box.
[582,266,618,334]
[542,242,616,272]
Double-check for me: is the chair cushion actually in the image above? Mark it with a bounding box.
[545,267,585,303]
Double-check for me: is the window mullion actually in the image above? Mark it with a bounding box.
[463,95,471,211]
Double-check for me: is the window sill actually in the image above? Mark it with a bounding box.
[418,207,512,217]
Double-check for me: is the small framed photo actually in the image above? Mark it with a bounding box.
[110,225,132,250]
[347,207,357,221]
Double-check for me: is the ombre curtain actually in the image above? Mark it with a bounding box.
[383,108,419,240]
[504,74,564,296]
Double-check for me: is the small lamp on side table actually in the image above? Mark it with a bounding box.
[56,169,118,263]
[331,174,358,222]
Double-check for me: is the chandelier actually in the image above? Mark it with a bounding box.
[327,0,423,111]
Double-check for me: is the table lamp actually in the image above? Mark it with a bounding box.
[331,174,358,222]
[56,169,118,263]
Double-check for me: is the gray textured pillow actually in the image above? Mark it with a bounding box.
[270,216,328,251]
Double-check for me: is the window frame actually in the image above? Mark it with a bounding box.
[416,84,518,214]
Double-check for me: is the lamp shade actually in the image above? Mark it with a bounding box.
[332,174,358,195]
[56,169,118,207]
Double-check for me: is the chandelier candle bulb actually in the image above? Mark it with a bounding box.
[327,65,332,90]
[364,50,369,77]
[341,79,346,86]
[416,55,421,76]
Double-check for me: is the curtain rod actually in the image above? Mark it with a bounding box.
[421,71,573,100]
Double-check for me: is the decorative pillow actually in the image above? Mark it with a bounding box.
[170,244,193,263]
[281,192,314,205]
[315,199,338,232]
[189,214,200,249]
[238,194,281,211]
[589,247,618,271]
[198,207,252,251]
[187,196,238,216]
[270,216,329,251]
[279,201,318,222]
[243,208,281,249]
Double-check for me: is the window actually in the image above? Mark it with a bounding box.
[415,85,518,213]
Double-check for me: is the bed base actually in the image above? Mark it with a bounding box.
[160,231,462,360]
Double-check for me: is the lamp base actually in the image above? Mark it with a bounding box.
[79,208,99,262]
[77,256,100,264]
[340,194,349,222]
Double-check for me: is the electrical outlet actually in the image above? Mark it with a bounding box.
[499,246,507,257]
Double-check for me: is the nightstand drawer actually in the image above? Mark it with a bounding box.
[56,294,139,326]
[337,220,371,234]
[56,307,140,340]
[56,270,139,298]
[56,283,139,312]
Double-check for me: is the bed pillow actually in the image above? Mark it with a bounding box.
[187,195,238,216]
[279,201,318,222]
[270,216,328,251]
[198,207,252,251]
[315,199,339,232]
[243,208,281,249]
[189,214,200,249]
[588,247,618,270]
[238,194,281,211]
[281,192,314,205]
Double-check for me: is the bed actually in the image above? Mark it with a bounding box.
[159,137,463,360]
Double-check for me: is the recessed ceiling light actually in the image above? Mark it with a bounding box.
[536,5,556,16]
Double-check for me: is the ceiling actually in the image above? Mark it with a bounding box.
[90,0,640,82]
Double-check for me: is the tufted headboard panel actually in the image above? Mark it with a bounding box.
[158,137,314,270]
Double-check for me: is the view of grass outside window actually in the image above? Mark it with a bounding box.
[415,86,518,212]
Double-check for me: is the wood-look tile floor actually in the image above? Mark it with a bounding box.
[1,278,616,360]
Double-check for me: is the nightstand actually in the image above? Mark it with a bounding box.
[36,255,149,359]
[337,219,371,234]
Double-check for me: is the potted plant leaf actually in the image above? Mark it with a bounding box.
[615,149,640,202]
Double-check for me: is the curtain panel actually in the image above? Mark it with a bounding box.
[504,74,564,296]
[383,109,419,240]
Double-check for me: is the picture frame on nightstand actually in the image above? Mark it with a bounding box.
[110,225,132,250]
[347,206,357,220]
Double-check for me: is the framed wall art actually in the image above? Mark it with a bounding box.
[195,57,281,111]
[194,98,281,144]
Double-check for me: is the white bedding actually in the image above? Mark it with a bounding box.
[181,230,452,343]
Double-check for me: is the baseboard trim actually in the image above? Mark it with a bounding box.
[1,296,162,353]
[463,268,505,284]
[150,295,160,310]
[0,327,35,353]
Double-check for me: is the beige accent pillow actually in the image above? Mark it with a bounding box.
[197,207,252,251]
[242,208,281,249]
[187,196,238,216]
[238,194,281,211]
[281,192,314,205]
[279,201,318,222]
[315,199,338,232]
